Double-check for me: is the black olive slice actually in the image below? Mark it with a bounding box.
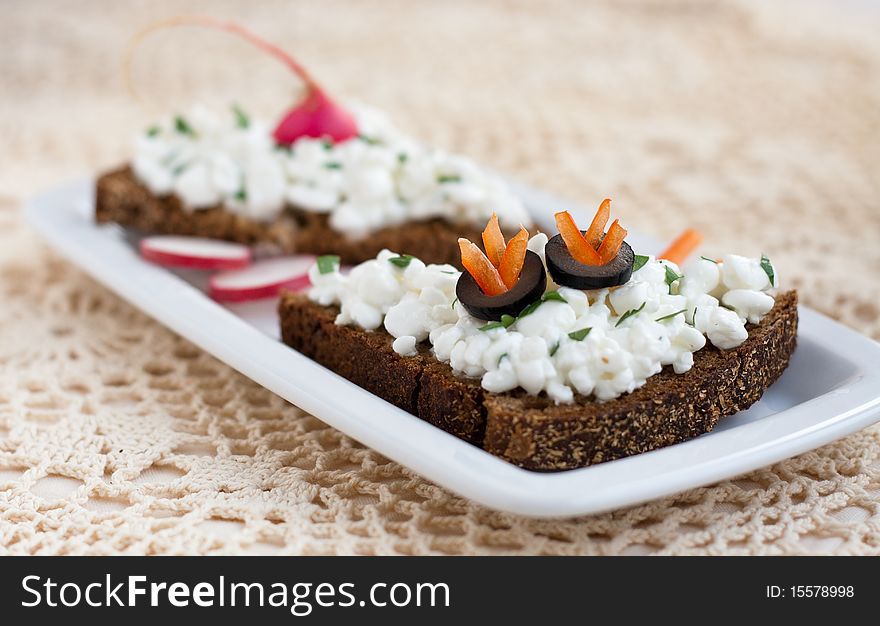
[456,250,547,321]
[545,232,634,290]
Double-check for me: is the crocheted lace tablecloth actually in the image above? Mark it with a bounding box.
[2,0,879,555]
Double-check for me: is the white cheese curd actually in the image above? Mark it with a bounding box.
[392,336,418,357]
[306,259,345,306]
[704,306,749,350]
[173,161,222,208]
[721,254,772,291]
[133,103,529,235]
[608,281,649,317]
[679,257,720,297]
[307,249,459,338]
[721,289,775,325]
[307,239,778,404]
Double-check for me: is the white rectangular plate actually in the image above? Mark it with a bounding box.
[24,179,880,518]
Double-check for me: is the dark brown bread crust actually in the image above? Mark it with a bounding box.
[279,290,799,471]
[418,362,487,445]
[95,166,487,267]
[275,294,426,415]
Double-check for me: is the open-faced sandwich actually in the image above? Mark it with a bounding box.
[95,18,530,267]
[279,201,797,471]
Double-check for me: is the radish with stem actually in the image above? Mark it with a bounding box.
[124,16,358,144]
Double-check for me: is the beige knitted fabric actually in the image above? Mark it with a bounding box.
[2,0,880,555]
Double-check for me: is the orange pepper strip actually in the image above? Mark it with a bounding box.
[597,219,628,264]
[458,238,508,296]
[555,211,602,265]
[658,228,703,265]
[481,213,506,268]
[584,198,611,249]
[498,226,530,289]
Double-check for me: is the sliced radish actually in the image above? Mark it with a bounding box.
[209,256,314,302]
[140,236,252,270]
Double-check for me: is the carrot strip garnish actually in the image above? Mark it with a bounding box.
[481,213,506,268]
[584,198,611,249]
[597,219,628,264]
[458,238,508,296]
[658,228,703,265]
[498,226,529,289]
[555,211,602,265]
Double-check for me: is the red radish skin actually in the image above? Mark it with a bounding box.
[209,256,315,302]
[140,236,251,270]
[273,88,358,144]
[125,16,358,145]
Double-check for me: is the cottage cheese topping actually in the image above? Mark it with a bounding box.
[308,249,459,335]
[133,104,529,236]
[308,241,778,404]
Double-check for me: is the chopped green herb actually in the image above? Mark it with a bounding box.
[232,104,250,129]
[497,353,509,366]
[567,327,592,341]
[517,300,541,318]
[632,254,649,272]
[234,188,247,202]
[358,134,379,145]
[316,255,340,275]
[171,164,187,176]
[664,265,682,287]
[174,116,194,136]
[479,314,515,332]
[437,175,461,184]
[760,254,775,287]
[441,270,457,275]
[549,341,560,357]
[700,256,718,264]
[655,309,686,322]
[388,254,415,268]
[322,140,333,151]
[324,161,343,170]
[397,153,409,164]
[518,290,567,318]
[615,302,646,327]
[146,125,160,137]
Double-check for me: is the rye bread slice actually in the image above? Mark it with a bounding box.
[95,166,486,267]
[279,290,799,471]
